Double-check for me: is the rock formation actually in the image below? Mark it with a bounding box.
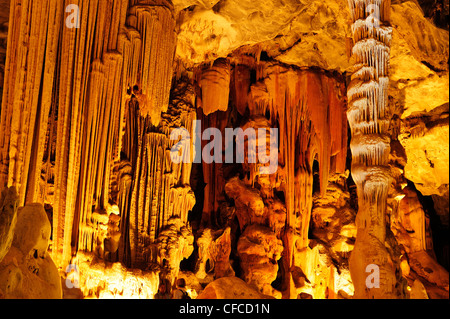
[0,202,61,298]
[74,251,160,299]
[346,0,406,299]
[195,227,234,280]
[0,187,18,263]
[0,0,447,300]
[197,276,275,299]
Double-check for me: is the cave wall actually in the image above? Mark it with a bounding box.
[0,0,448,299]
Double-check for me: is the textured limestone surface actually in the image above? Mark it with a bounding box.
[0,0,448,300]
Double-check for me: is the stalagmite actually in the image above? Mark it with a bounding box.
[75,251,160,299]
[248,64,348,298]
[347,0,404,298]
[125,3,177,126]
[153,216,194,283]
[0,187,18,263]
[0,0,185,273]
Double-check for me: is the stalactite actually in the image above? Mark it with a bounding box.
[232,64,251,116]
[0,0,63,205]
[197,109,229,227]
[40,96,58,206]
[198,58,231,116]
[76,51,125,256]
[116,160,133,263]
[0,0,180,272]
[59,0,179,271]
[116,76,196,270]
[256,65,347,265]
[0,0,445,301]
[53,0,101,268]
[125,2,177,126]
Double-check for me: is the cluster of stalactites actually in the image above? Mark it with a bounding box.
[121,3,177,125]
[0,0,179,269]
[347,0,393,204]
[197,58,231,116]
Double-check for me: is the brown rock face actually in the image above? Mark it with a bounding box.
[198,58,231,115]
[195,227,234,280]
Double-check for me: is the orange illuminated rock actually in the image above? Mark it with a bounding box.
[197,276,275,299]
[195,227,234,280]
[75,251,160,299]
[237,224,283,298]
[0,187,18,264]
[346,0,407,299]
[0,0,448,300]
[0,203,61,299]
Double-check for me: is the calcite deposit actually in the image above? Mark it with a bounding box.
[0,0,448,300]
[0,187,17,263]
[0,202,61,298]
